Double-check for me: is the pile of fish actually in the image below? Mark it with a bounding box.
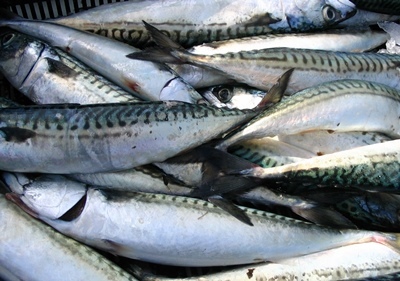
[2,0,400,280]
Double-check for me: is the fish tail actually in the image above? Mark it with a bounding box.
[126,21,192,64]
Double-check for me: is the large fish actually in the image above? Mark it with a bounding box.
[5,172,400,267]
[47,0,356,48]
[0,30,141,104]
[217,79,400,150]
[0,10,204,103]
[0,194,137,281]
[128,22,400,94]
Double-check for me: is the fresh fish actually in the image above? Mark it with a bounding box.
[0,193,137,281]
[190,29,389,55]
[278,131,392,156]
[127,22,400,94]
[228,137,314,168]
[350,0,400,15]
[239,140,400,193]
[5,172,400,267]
[0,10,204,103]
[0,99,270,173]
[133,243,400,281]
[48,0,356,47]
[217,79,400,150]
[0,30,141,104]
[338,8,400,27]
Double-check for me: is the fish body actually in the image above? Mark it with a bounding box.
[243,140,400,193]
[0,13,203,103]
[0,102,258,173]
[0,194,137,281]
[49,0,356,47]
[217,79,400,149]
[128,23,400,94]
[0,30,141,104]
[5,172,400,267]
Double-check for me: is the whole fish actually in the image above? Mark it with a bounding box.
[128,22,400,94]
[239,140,400,193]
[134,243,400,281]
[48,0,356,47]
[0,193,137,281]
[5,172,400,267]
[0,10,204,103]
[0,30,141,104]
[189,29,389,55]
[0,100,264,173]
[217,79,400,150]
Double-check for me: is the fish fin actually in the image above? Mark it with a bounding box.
[142,20,185,50]
[126,47,185,64]
[292,206,357,229]
[0,127,36,142]
[5,192,39,218]
[46,58,78,78]
[0,8,23,21]
[255,68,294,110]
[208,195,253,226]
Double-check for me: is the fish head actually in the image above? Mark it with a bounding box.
[200,85,265,109]
[0,30,44,88]
[286,0,356,31]
[2,172,87,220]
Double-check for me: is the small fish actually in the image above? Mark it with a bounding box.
[0,193,137,281]
[48,0,356,47]
[0,30,141,104]
[127,22,400,94]
[5,172,400,267]
[217,79,400,150]
[239,140,400,193]
[0,10,204,103]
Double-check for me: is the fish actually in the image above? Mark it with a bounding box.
[0,193,137,281]
[48,0,356,48]
[0,10,204,103]
[0,30,142,104]
[216,79,400,150]
[0,100,268,173]
[5,171,400,267]
[127,22,400,94]
[132,243,400,281]
[238,139,400,193]
[189,29,389,55]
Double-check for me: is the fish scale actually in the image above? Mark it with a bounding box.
[0,102,256,173]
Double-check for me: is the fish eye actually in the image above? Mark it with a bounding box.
[1,33,16,47]
[212,86,233,103]
[322,5,340,24]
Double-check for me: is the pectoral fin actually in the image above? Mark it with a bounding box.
[0,127,36,142]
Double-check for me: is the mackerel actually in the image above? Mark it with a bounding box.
[0,30,141,104]
[5,172,400,267]
[0,194,137,281]
[128,22,400,94]
[240,139,400,193]
[217,79,400,150]
[48,0,356,47]
[134,243,400,281]
[0,101,262,173]
[0,11,204,103]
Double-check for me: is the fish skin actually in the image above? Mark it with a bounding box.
[48,0,356,48]
[217,79,400,150]
[0,10,204,103]
[0,193,137,281]
[5,173,400,267]
[0,101,261,173]
[128,22,400,94]
[241,140,400,193]
[0,30,142,104]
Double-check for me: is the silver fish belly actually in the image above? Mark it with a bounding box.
[0,31,141,104]
[0,14,203,103]
[49,0,356,47]
[5,172,400,267]
[0,102,258,173]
